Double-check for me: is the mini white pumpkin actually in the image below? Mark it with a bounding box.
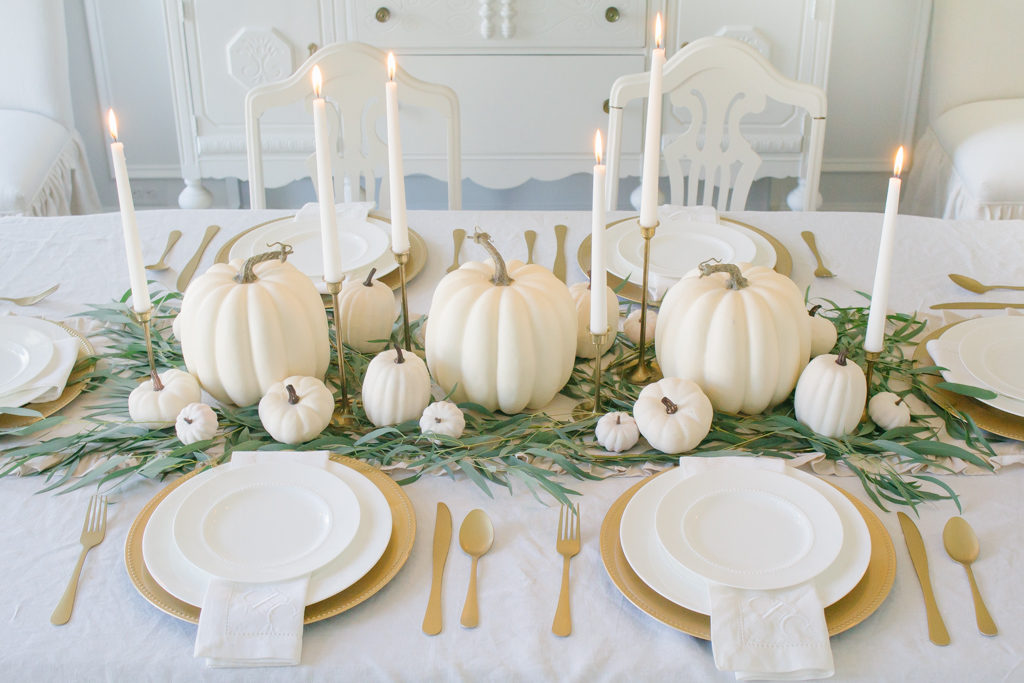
[794,350,867,438]
[569,281,618,358]
[175,402,218,445]
[623,309,656,344]
[595,411,640,453]
[363,345,431,427]
[633,378,714,454]
[258,375,334,444]
[809,305,838,357]
[868,391,911,430]
[419,400,466,443]
[339,267,396,353]
[128,368,202,428]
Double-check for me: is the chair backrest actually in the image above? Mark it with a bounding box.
[606,36,827,212]
[245,42,461,210]
[0,0,75,126]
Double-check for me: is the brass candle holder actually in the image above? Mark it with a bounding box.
[133,308,164,391]
[572,330,611,420]
[624,220,662,385]
[324,280,356,428]
[393,249,412,351]
[864,349,881,394]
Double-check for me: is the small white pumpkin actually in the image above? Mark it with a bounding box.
[794,350,867,438]
[363,346,431,427]
[569,281,618,358]
[623,309,656,344]
[128,368,202,428]
[258,375,334,444]
[175,402,218,445]
[809,305,838,357]
[633,378,714,454]
[595,411,640,453]
[419,400,466,443]
[339,267,396,353]
[868,391,911,430]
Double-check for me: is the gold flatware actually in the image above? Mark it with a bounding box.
[930,302,1024,310]
[801,230,835,278]
[942,516,997,636]
[0,283,59,306]
[552,503,580,637]
[447,228,466,273]
[146,230,182,271]
[525,229,537,264]
[177,224,221,292]
[552,224,568,282]
[948,273,1024,294]
[898,511,950,645]
[459,509,493,628]
[422,502,452,635]
[51,494,107,625]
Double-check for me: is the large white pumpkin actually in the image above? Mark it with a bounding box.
[425,231,577,414]
[568,282,618,358]
[338,268,396,353]
[177,246,330,406]
[655,262,811,414]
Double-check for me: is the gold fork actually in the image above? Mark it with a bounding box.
[0,283,59,306]
[552,503,580,636]
[51,494,107,625]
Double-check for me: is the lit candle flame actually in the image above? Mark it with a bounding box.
[894,146,904,178]
[107,109,118,141]
[655,12,663,49]
[312,65,323,98]
[387,52,396,81]
[594,130,603,165]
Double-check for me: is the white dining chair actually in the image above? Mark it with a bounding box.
[245,42,461,211]
[605,36,827,212]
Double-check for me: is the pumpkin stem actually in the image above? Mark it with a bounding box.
[471,228,514,286]
[183,416,193,424]
[697,260,749,290]
[235,243,294,284]
[394,344,406,364]
[835,348,849,366]
[434,416,442,423]
[362,267,378,287]
[809,304,823,317]
[615,413,621,425]
[661,396,679,414]
[150,368,164,392]
[286,384,300,405]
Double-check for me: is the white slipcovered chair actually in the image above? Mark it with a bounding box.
[605,36,827,212]
[0,0,99,216]
[245,42,461,210]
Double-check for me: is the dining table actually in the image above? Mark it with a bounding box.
[0,207,1022,681]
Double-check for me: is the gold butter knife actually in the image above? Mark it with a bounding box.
[177,224,221,292]
[525,229,537,264]
[422,502,452,635]
[898,512,950,646]
[447,229,466,273]
[931,302,1024,310]
[552,224,568,282]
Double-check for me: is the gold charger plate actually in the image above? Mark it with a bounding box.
[600,470,896,639]
[214,214,427,291]
[0,320,96,430]
[915,321,1024,440]
[577,216,793,304]
[124,454,416,624]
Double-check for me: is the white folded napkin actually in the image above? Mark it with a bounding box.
[194,450,329,668]
[0,336,80,408]
[678,456,834,681]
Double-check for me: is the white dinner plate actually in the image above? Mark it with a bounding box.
[621,465,870,613]
[0,317,74,408]
[172,462,361,583]
[144,460,392,605]
[934,317,1024,418]
[0,321,53,396]
[956,316,1024,401]
[616,220,758,279]
[653,468,844,591]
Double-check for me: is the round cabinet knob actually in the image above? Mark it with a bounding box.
[605,7,620,23]
[375,7,391,23]
[603,99,610,114]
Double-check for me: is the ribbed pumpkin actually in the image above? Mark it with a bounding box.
[655,262,811,414]
[338,267,396,353]
[425,231,576,414]
[177,245,330,406]
[794,350,867,438]
[568,281,617,358]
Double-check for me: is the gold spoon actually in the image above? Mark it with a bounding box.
[459,509,493,628]
[801,230,835,278]
[948,273,1024,294]
[447,229,466,273]
[943,516,997,636]
[146,230,182,271]
[525,229,537,264]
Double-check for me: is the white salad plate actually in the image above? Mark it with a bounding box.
[621,465,869,613]
[171,462,361,584]
[956,316,1024,402]
[932,318,1024,418]
[616,220,758,279]
[0,321,53,396]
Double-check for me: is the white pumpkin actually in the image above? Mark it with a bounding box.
[655,262,811,414]
[175,402,218,444]
[868,391,911,430]
[809,305,838,357]
[595,411,640,453]
[363,346,432,427]
[623,309,656,345]
[569,282,618,358]
[258,375,334,444]
[633,378,714,454]
[425,230,577,414]
[419,400,466,443]
[177,245,330,407]
[128,368,202,428]
[794,350,867,438]
[339,267,396,353]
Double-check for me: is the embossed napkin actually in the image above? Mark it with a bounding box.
[194,450,329,668]
[678,456,834,681]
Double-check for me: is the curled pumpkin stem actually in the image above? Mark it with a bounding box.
[235,243,294,284]
[835,348,849,366]
[286,384,300,405]
[472,228,514,286]
[661,396,679,414]
[362,267,378,287]
[698,261,748,290]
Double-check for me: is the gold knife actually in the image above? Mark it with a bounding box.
[552,224,568,282]
[447,229,466,273]
[422,502,452,635]
[931,302,1024,310]
[176,224,221,292]
[898,512,950,646]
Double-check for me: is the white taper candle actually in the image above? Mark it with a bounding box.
[385,53,411,254]
[107,109,151,313]
[864,146,905,353]
[591,130,608,335]
[311,66,343,283]
[639,13,665,228]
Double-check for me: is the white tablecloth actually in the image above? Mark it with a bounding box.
[1,209,1022,681]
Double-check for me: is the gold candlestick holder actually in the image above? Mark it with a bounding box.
[133,308,164,391]
[393,249,412,351]
[325,280,356,428]
[864,349,881,394]
[624,220,663,385]
[572,330,610,420]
